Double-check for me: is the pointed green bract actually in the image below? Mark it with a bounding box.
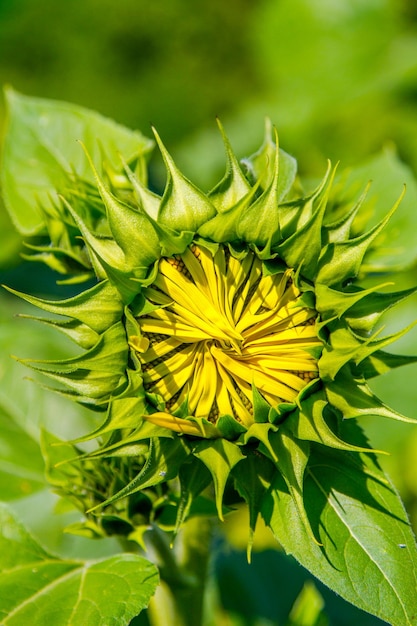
[193,438,245,520]
[208,119,251,209]
[4,280,123,333]
[154,128,217,232]
[241,118,297,198]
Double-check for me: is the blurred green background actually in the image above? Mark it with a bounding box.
[2,1,417,624]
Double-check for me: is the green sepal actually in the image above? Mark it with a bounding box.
[240,118,297,198]
[185,416,222,439]
[345,285,417,332]
[67,363,145,442]
[197,183,260,243]
[193,438,245,520]
[121,159,160,220]
[236,131,282,246]
[56,273,95,286]
[142,218,193,258]
[233,451,276,562]
[75,439,148,460]
[315,282,390,323]
[23,232,92,266]
[22,241,92,278]
[316,192,404,286]
[3,279,124,333]
[317,282,417,334]
[323,183,369,244]
[208,119,251,210]
[92,170,160,266]
[88,436,189,512]
[286,392,375,452]
[81,145,162,267]
[216,414,247,439]
[252,384,272,423]
[242,422,279,462]
[18,322,128,401]
[76,398,144,443]
[278,162,332,237]
[153,129,217,232]
[122,159,194,255]
[275,168,336,280]
[124,304,142,337]
[320,322,417,382]
[356,349,417,379]
[262,256,288,276]
[174,459,212,535]
[326,373,417,424]
[71,419,172,451]
[62,198,148,301]
[17,314,100,349]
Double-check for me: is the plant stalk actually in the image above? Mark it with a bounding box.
[146,517,214,626]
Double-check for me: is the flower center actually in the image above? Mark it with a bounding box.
[132,245,321,426]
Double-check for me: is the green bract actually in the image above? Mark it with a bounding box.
[3,92,417,625]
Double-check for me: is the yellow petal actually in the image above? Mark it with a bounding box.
[143,412,211,437]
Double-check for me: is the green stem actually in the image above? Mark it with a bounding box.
[146,517,214,626]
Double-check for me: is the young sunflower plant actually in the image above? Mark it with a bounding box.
[2,90,417,626]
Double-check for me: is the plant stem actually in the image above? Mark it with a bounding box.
[146,517,214,626]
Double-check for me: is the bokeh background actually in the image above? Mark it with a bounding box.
[1,1,417,624]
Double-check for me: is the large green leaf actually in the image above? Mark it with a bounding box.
[1,89,154,235]
[262,445,417,626]
[0,403,45,501]
[0,503,159,625]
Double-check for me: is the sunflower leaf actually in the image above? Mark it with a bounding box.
[0,503,158,625]
[262,444,417,626]
[1,88,153,235]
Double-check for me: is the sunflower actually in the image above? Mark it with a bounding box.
[8,120,417,548]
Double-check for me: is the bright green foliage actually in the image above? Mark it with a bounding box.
[2,92,417,624]
[0,405,45,500]
[1,89,153,284]
[0,503,159,625]
[263,440,417,626]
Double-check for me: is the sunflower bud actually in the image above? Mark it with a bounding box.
[4,106,417,553]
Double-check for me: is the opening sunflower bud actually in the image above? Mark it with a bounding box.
[134,244,320,431]
[3,93,417,626]
[5,104,417,558]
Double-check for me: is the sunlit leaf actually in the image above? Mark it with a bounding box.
[0,503,159,625]
[262,443,417,626]
[1,89,154,235]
